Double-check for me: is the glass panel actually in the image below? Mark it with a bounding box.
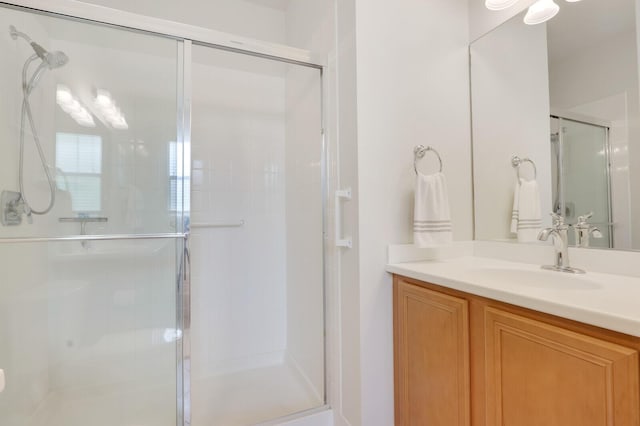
[0,238,180,426]
[189,45,324,425]
[0,6,184,426]
[557,119,612,247]
[0,6,179,238]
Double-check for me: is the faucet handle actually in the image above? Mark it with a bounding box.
[576,212,594,225]
[550,212,565,227]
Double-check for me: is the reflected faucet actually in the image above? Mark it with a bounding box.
[574,212,603,248]
[537,213,585,274]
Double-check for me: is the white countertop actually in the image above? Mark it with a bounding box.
[387,256,640,338]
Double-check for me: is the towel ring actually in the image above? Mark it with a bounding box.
[414,145,443,175]
[511,155,537,180]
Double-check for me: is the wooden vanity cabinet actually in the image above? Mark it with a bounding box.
[393,275,640,426]
[394,279,471,425]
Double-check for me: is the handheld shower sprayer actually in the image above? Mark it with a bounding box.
[10,25,68,70]
[4,25,69,222]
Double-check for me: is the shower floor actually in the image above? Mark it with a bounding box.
[191,362,322,426]
[26,362,320,426]
[28,380,176,426]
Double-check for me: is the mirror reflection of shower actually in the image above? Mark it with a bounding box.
[550,115,613,248]
[1,25,68,226]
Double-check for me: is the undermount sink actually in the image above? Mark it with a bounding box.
[467,267,601,290]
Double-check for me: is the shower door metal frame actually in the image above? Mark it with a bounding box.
[0,3,331,426]
[0,0,322,67]
[176,39,191,426]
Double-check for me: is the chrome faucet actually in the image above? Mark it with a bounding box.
[537,213,585,274]
[574,212,603,248]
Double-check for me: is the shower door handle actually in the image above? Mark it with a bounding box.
[335,188,352,249]
[0,369,5,393]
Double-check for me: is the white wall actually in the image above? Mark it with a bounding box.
[471,19,552,240]
[334,0,363,424]
[549,30,639,248]
[354,0,473,424]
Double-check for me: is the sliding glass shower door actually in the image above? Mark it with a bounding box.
[188,45,325,425]
[0,4,327,426]
[0,6,186,426]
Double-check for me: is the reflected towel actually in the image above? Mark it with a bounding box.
[413,172,452,247]
[511,178,541,242]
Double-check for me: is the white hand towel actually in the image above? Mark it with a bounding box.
[413,172,452,247]
[510,178,541,242]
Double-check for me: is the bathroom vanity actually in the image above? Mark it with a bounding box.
[389,255,640,426]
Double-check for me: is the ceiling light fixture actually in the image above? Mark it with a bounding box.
[485,0,521,11]
[524,0,560,25]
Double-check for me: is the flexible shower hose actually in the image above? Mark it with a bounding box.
[18,54,57,216]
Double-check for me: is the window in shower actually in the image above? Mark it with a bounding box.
[55,132,103,212]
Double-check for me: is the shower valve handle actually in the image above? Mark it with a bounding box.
[10,197,32,224]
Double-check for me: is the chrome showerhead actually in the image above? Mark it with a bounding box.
[42,50,69,69]
[9,25,68,69]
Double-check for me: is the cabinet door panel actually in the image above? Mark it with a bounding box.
[394,279,470,426]
[484,307,640,426]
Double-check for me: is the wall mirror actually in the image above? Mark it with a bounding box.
[470,0,640,250]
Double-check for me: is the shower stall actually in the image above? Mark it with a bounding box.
[0,3,326,426]
[550,115,613,248]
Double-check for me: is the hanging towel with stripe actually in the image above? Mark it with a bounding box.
[510,177,542,242]
[413,172,453,247]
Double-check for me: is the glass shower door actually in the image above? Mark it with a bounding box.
[189,44,325,425]
[0,6,186,426]
[553,117,612,248]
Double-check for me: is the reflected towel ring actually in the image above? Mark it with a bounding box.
[511,155,537,180]
[414,145,443,175]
